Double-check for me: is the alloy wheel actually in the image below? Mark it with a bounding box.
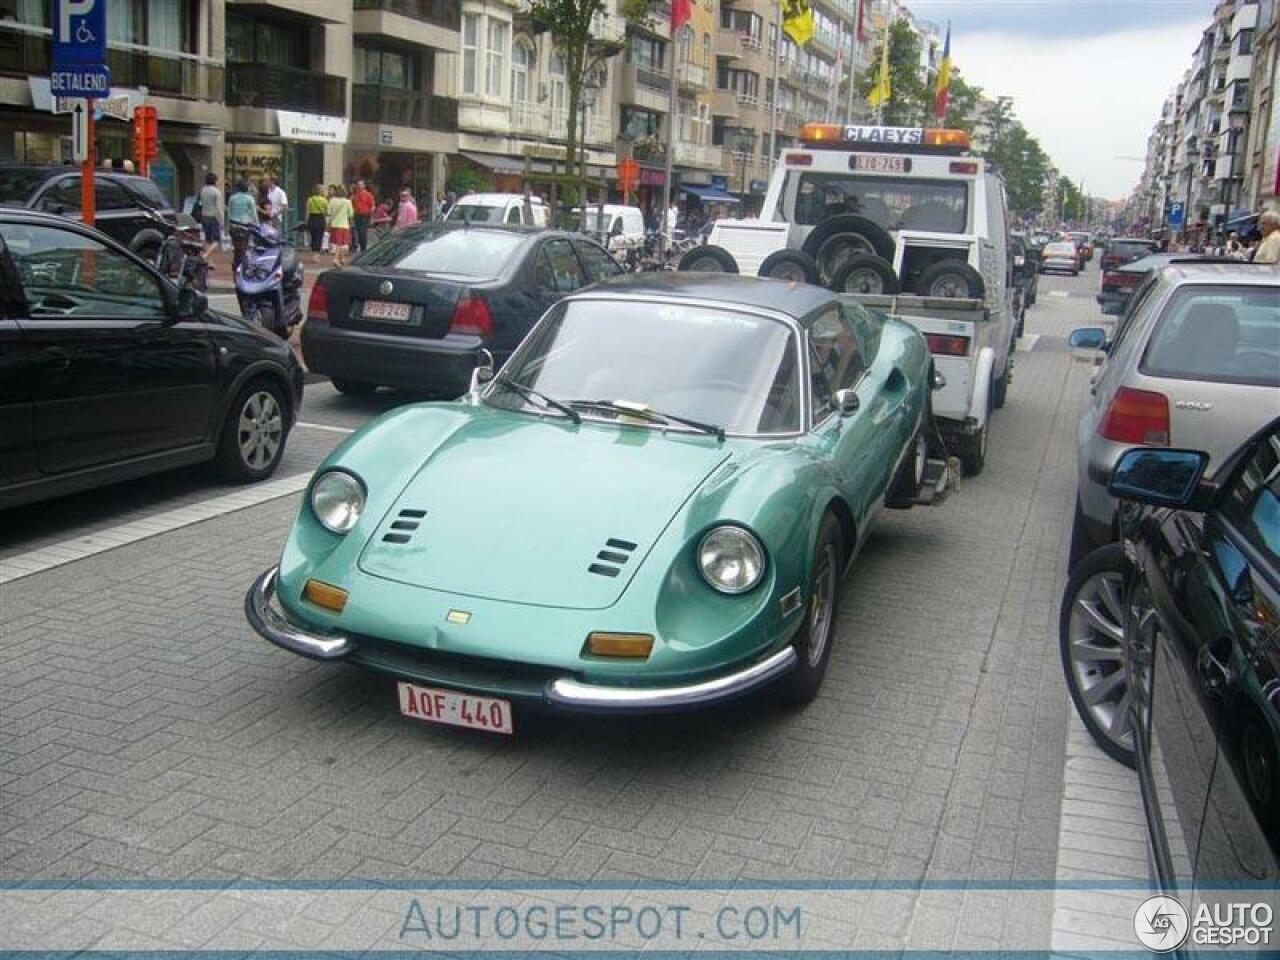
[807,543,838,667]
[1066,568,1133,753]
[237,390,283,471]
[841,268,886,295]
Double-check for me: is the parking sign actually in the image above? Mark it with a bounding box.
[51,0,110,98]
[1167,201,1185,228]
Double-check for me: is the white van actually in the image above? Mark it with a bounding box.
[446,193,550,227]
[572,204,646,254]
[687,124,1017,475]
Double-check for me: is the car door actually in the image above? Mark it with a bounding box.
[1192,426,1280,886]
[533,237,587,312]
[5,219,219,473]
[572,238,623,286]
[0,226,36,484]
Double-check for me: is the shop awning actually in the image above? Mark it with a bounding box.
[1224,210,1257,231]
[680,184,741,204]
[460,151,535,174]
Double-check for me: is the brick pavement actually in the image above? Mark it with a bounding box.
[0,282,1104,949]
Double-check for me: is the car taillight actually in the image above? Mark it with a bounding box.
[924,334,970,356]
[1099,387,1170,446]
[306,281,328,323]
[1103,270,1140,288]
[450,295,494,338]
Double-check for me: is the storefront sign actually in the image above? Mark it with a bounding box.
[639,167,666,187]
[226,142,284,187]
[276,110,349,144]
[28,77,143,121]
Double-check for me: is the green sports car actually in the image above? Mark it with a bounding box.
[247,274,950,733]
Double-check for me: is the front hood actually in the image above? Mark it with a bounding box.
[357,411,731,609]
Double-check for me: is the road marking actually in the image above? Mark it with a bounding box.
[1018,334,1041,352]
[0,473,311,585]
[1048,290,1070,298]
[297,421,355,435]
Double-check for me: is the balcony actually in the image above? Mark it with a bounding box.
[711,88,740,118]
[353,0,459,31]
[548,109,612,147]
[673,139,721,169]
[226,63,347,116]
[677,59,709,92]
[0,24,222,100]
[620,62,671,111]
[352,84,457,130]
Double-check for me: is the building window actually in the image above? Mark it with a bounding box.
[621,106,662,140]
[462,12,479,95]
[511,38,532,110]
[549,51,567,128]
[486,19,508,97]
[1237,29,1254,55]
[627,31,666,72]
[356,45,412,88]
[702,32,711,67]
[227,12,306,68]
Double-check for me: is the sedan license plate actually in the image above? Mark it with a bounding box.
[851,155,909,174]
[397,681,514,735]
[363,300,412,322]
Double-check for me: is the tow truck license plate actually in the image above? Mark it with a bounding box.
[397,681,514,734]
[851,155,909,174]
[363,300,412,322]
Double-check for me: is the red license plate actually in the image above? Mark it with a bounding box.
[397,681,514,735]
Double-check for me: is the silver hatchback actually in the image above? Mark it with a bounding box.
[1069,263,1280,562]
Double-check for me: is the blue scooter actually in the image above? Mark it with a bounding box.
[233,223,304,339]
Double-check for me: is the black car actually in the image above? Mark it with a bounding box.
[1096,253,1240,316]
[302,223,623,398]
[1064,422,1279,900]
[1009,233,1039,335]
[0,164,177,261]
[0,209,303,511]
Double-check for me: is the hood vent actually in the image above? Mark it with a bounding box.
[588,538,637,578]
[382,508,426,544]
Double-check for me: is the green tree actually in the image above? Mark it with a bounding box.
[942,69,983,134]
[858,18,927,126]
[1057,176,1084,223]
[986,121,1052,219]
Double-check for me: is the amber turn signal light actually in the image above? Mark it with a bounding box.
[303,579,348,613]
[585,632,654,659]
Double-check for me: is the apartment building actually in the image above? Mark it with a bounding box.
[0,0,943,220]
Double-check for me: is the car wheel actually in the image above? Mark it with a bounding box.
[957,392,989,476]
[801,215,895,279]
[1241,717,1278,817]
[830,253,899,294]
[914,260,986,299]
[677,244,738,273]
[1059,543,1135,768]
[992,360,1010,410]
[332,378,378,398]
[757,249,820,284]
[775,512,843,706]
[216,379,288,482]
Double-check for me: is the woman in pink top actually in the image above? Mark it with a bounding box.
[394,188,418,230]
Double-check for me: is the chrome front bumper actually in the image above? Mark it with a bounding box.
[245,566,797,712]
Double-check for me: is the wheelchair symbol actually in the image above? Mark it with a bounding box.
[75,20,95,43]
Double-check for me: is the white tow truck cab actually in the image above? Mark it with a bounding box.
[445,193,550,227]
[693,123,1016,476]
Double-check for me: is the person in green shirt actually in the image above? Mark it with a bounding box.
[306,184,328,253]
[226,180,259,270]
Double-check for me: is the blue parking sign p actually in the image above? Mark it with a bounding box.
[53,0,106,67]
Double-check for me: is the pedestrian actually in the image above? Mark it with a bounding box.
[394,187,418,231]
[305,184,328,253]
[197,172,224,259]
[665,200,679,239]
[326,183,354,267]
[227,179,259,271]
[351,179,375,252]
[265,176,289,230]
[1251,210,1280,264]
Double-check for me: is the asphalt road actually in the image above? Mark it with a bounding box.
[0,266,1134,950]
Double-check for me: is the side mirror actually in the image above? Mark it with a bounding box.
[469,348,495,394]
[1108,447,1210,510]
[833,388,859,417]
[176,285,207,320]
[1069,327,1108,351]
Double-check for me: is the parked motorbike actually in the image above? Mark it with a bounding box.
[233,223,304,339]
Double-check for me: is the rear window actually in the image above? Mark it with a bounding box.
[446,203,505,223]
[1143,285,1280,386]
[1045,242,1076,255]
[351,226,523,277]
[785,173,969,233]
[1110,241,1157,259]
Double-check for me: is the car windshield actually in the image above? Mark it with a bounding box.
[446,203,504,223]
[350,226,522,276]
[1143,284,1280,386]
[487,299,801,435]
[785,172,969,233]
[0,168,46,204]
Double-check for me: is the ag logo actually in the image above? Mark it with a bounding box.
[1134,894,1190,952]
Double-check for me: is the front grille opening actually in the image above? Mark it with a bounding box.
[596,550,629,564]
[399,509,427,518]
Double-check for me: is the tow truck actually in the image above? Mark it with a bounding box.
[682,123,1017,476]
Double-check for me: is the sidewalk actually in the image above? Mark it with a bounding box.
[204,241,340,298]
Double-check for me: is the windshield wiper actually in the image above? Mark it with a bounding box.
[569,399,725,441]
[492,374,580,423]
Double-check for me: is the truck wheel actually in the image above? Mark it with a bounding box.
[830,254,899,295]
[757,249,819,284]
[677,245,738,273]
[885,427,928,508]
[992,363,1009,409]
[958,388,990,477]
[801,215,894,280]
[915,260,986,299]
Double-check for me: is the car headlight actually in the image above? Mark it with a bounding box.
[310,470,365,534]
[697,526,765,594]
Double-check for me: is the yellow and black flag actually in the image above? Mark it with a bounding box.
[781,0,815,47]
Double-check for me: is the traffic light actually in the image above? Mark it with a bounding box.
[132,105,158,175]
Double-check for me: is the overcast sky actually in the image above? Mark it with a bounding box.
[908,1,1217,200]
